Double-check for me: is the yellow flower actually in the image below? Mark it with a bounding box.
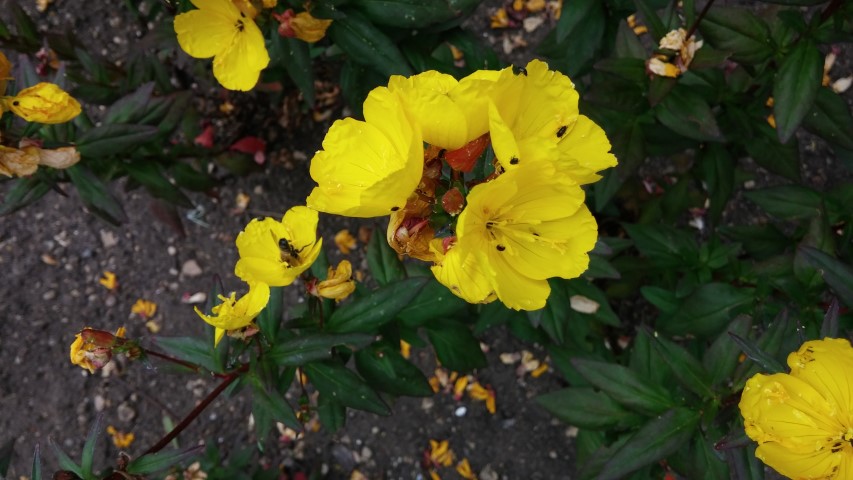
[131,299,158,319]
[488,60,617,184]
[234,206,322,286]
[194,282,270,345]
[99,270,118,291]
[1,82,81,123]
[387,70,496,150]
[310,260,356,301]
[334,229,357,254]
[291,11,332,43]
[0,51,11,97]
[307,87,423,217]
[173,0,270,91]
[432,164,597,310]
[739,338,853,479]
[106,426,135,449]
[648,28,703,78]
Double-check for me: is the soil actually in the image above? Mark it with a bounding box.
[0,1,576,479]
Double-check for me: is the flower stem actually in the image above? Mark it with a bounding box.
[684,0,716,41]
[142,364,248,455]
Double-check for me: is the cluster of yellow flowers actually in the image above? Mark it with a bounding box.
[0,51,82,177]
[174,0,331,91]
[307,59,617,310]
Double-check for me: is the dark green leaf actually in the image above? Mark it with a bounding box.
[49,440,81,478]
[153,336,222,373]
[623,223,697,268]
[31,444,41,480]
[744,185,822,220]
[425,319,487,372]
[530,279,571,343]
[773,40,822,143]
[367,225,407,286]
[599,408,700,480]
[124,161,193,208]
[643,329,714,398]
[257,287,283,342]
[571,358,674,415]
[11,3,38,46]
[397,278,467,327]
[803,87,853,150]
[798,247,853,308]
[250,377,301,430]
[656,87,723,141]
[0,439,13,477]
[662,283,754,337]
[77,124,160,158]
[271,34,315,106]
[355,343,433,396]
[585,254,622,280]
[81,414,102,480]
[354,0,474,27]
[641,286,679,313]
[557,0,603,42]
[66,165,128,226]
[327,10,413,78]
[304,360,390,415]
[0,176,53,216]
[170,162,218,192]
[729,332,786,373]
[327,277,428,333]
[126,446,204,475]
[648,75,677,106]
[633,0,667,40]
[594,120,644,210]
[317,394,346,432]
[755,0,828,5]
[566,279,621,327]
[703,315,752,387]
[699,7,774,64]
[537,387,644,429]
[821,298,840,339]
[718,224,790,259]
[744,122,801,181]
[699,145,735,225]
[266,333,375,365]
[102,82,155,125]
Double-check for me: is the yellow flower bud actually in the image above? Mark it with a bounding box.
[311,260,356,302]
[291,12,332,43]
[6,82,81,123]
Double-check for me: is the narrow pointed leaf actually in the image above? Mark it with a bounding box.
[798,247,853,308]
[537,387,644,429]
[266,333,375,365]
[126,445,204,475]
[729,332,786,373]
[326,277,428,333]
[367,225,407,285]
[643,329,714,399]
[304,361,390,415]
[571,358,674,415]
[773,40,822,143]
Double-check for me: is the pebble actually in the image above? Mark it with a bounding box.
[421,398,434,411]
[167,246,177,256]
[480,465,499,480]
[454,406,467,417]
[93,395,106,412]
[100,230,118,248]
[42,290,57,301]
[181,259,203,277]
[117,402,136,422]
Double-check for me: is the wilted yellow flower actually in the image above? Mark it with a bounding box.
[99,271,118,291]
[106,426,135,449]
[428,439,454,467]
[740,338,853,479]
[488,59,617,184]
[334,229,357,254]
[194,282,270,346]
[647,28,703,78]
[234,206,322,286]
[432,164,597,310]
[69,327,126,374]
[0,144,80,178]
[174,0,270,91]
[307,88,423,217]
[310,260,356,301]
[2,82,81,123]
[490,8,509,28]
[400,339,411,359]
[291,11,332,43]
[468,381,496,414]
[0,51,11,97]
[131,299,158,319]
[647,57,680,78]
[456,458,477,480]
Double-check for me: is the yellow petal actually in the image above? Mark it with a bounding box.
[555,115,618,184]
[174,5,236,59]
[194,282,270,334]
[291,11,332,43]
[9,82,81,123]
[754,441,842,480]
[431,242,496,305]
[211,14,269,91]
[787,338,853,426]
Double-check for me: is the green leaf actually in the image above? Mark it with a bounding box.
[76,124,160,158]
[102,82,155,125]
[425,318,487,372]
[81,414,102,480]
[0,439,13,477]
[397,278,467,327]
[536,387,644,429]
[773,40,822,143]
[623,223,697,268]
[641,286,679,314]
[662,283,754,337]
[744,122,801,181]
[656,87,723,141]
[355,343,433,396]
[730,331,786,374]
[11,3,38,46]
[31,444,41,480]
[257,287,283,342]
[744,185,822,220]
[124,161,193,208]
[49,440,82,478]
[643,329,714,399]
[530,279,571,343]
[304,360,390,415]
[703,315,752,387]
[66,165,128,226]
[718,224,790,259]
[755,0,828,5]
[126,446,204,475]
[326,277,428,333]
[598,408,700,480]
[354,0,474,27]
[367,225,407,286]
[171,162,218,192]
[557,0,603,42]
[803,87,853,150]
[327,10,413,78]
[250,376,301,430]
[594,120,644,211]
[317,394,347,432]
[798,247,853,308]
[153,336,222,373]
[632,0,667,40]
[699,145,735,225]
[566,279,621,327]
[571,358,675,415]
[0,176,53,216]
[699,7,774,65]
[271,34,315,106]
[266,333,375,365]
